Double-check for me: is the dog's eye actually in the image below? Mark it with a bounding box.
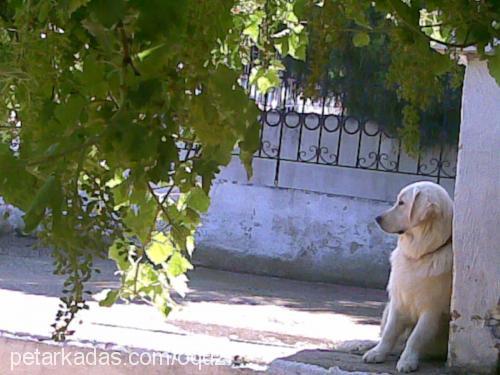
[398,201,404,206]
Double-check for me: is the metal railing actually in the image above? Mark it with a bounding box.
[239,77,458,186]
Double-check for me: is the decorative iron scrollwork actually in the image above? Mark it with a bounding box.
[241,82,457,186]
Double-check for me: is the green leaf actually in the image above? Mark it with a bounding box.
[153,295,172,317]
[127,79,162,108]
[109,241,131,271]
[432,53,453,76]
[97,289,120,307]
[293,0,308,17]
[242,11,265,42]
[68,0,91,15]
[23,175,62,233]
[185,187,210,213]
[79,54,107,97]
[131,0,188,41]
[352,32,370,47]
[239,120,260,179]
[256,75,272,93]
[0,147,37,211]
[136,43,166,61]
[243,22,260,42]
[38,1,51,23]
[145,232,175,265]
[487,49,500,87]
[81,17,113,51]
[23,209,45,234]
[292,32,308,61]
[250,66,281,94]
[55,96,85,127]
[88,0,125,28]
[123,190,158,243]
[274,36,289,56]
[167,252,192,277]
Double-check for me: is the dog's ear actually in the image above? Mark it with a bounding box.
[420,202,439,223]
[409,189,439,225]
[408,189,421,225]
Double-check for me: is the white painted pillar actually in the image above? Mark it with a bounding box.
[448,57,500,374]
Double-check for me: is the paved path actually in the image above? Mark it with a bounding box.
[0,235,447,374]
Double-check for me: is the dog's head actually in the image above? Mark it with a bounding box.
[375,181,453,235]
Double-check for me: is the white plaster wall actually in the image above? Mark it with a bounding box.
[0,197,24,234]
[218,155,455,203]
[447,58,500,374]
[195,180,396,288]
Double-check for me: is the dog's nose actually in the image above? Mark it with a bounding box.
[375,215,382,224]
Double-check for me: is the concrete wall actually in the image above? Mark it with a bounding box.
[196,180,396,288]
[447,58,500,374]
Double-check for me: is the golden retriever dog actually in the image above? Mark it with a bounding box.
[362,181,453,372]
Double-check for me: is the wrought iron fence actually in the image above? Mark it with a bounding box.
[238,77,458,186]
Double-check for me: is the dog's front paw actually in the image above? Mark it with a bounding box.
[396,354,419,373]
[362,347,387,363]
[334,340,377,354]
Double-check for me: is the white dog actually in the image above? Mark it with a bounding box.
[363,181,453,372]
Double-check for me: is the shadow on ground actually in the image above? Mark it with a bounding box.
[0,234,386,328]
[185,267,387,326]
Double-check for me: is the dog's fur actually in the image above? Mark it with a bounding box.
[362,181,453,373]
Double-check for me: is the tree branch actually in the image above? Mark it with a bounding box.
[118,22,141,77]
[387,2,477,48]
[147,182,173,228]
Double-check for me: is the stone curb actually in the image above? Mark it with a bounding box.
[268,359,390,375]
